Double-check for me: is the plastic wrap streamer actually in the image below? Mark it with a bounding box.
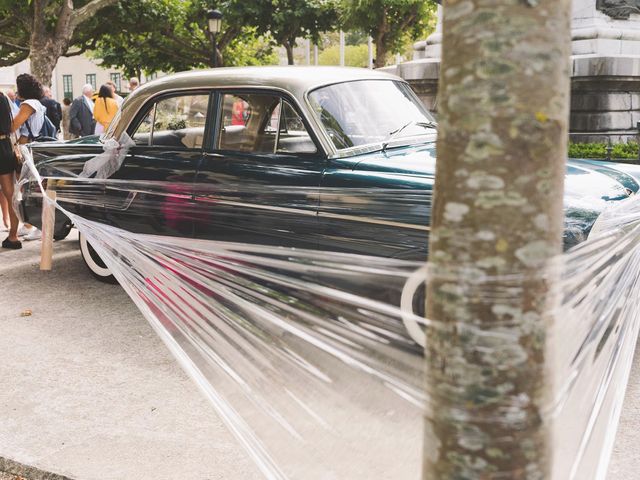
[14,141,640,480]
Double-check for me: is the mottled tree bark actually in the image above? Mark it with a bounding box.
[29,0,118,86]
[424,1,571,478]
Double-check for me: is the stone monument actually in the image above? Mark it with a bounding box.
[387,4,443,112]
[390,1,640,144]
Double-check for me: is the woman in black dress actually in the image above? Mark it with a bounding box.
[0,92,21,249]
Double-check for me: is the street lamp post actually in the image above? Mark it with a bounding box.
[207,9,223,68]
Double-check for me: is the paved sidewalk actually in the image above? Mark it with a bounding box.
[0,233,260,480]
[607,338,640,479]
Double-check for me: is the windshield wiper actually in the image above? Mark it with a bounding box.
[382,121,437,152]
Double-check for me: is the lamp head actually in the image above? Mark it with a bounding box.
[207,9,223,34]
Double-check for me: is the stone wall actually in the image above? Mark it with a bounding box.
[571,56,640,143]
[391,1,640,144]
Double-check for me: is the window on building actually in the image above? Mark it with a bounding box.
[85,74,97,91]
[62,75,73,100]
[109,73,121,92]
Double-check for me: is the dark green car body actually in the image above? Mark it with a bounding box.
[19,67,639,264]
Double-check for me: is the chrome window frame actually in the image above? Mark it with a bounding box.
[112,85,333,158]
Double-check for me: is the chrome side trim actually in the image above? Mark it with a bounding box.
[318,211,430,231]
[197,197,430,231]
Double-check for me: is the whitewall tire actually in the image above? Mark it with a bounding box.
[79,232,118,284]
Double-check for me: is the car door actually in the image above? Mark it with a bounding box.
[106,91,212,237]
[193,90,325,249]
[317,147,435,261]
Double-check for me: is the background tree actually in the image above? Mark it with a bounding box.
[319,44,369,67]
[94,0,277,75]
[256,0,337,65]
[0,0,118,86]
[341,0,436,68]
[424,0,571,477]
[225,0,337,65]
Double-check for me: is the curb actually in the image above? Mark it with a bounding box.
[0,457,74,480]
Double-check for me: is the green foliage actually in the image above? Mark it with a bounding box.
[267,0,337,46]
[568,142,640,160]
[1,0,434,75]
[223,29,279,67]
[318,44,370,67]
[0,0,117,68]
[345,30,368,46]
[223,0,338,63]
[94,0,278,75]
[340,0,437,67]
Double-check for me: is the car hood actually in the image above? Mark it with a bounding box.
[352,143,437,176]
[351,144,634,203]
[563,162,633,246]
[351,143,636,247]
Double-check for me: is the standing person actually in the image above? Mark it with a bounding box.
[6,88,20,108]
[40,86,62,135]
[12,74,47,145]
[11,73,48,241]
[0,184,8,231]
[1,92,19,233]
[128,77,139,92]
[105,80,124,107]
[0,92,21,249]
[61,97,74,140]
[93,85,118,135]
[231,99,248,126]
[68,84,95,137]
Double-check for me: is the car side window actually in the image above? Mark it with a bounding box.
[218,93,316,155]
[218,93,281,153]
[131,94,209,149]
[276,101,317,154]
[132,109,154,146]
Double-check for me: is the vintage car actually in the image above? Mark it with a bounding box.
[19,67,640,287]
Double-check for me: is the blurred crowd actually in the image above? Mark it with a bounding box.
[0,73,139,249]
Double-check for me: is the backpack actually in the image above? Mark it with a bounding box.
[42,98,61,128]
[25,114,57,141]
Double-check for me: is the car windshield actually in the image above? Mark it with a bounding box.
[308,80,436,151]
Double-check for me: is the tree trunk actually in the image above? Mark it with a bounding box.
[284,40,295,66]
[373,11,389,69]
[423,1,571,478]
[30,38,67,87]
[28,0,118,87]
[374,35,387,69]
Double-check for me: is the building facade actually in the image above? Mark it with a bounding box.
[53,55,128,100]
[0,54,136,101]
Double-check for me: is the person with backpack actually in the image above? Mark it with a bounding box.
[40,86,62,135]
[11,75,56,143]
[10,73,47,241]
